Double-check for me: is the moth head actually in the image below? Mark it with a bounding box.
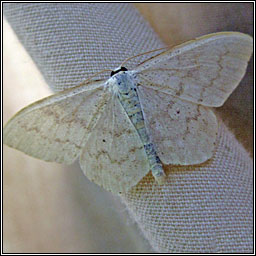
[110,66,128,77]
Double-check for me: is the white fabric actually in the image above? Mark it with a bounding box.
[3,3,253,253]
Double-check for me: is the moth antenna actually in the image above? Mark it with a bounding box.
[120,45,172,67]
[80,69,112,86]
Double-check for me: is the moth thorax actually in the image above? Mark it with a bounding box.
[115,73,134,94]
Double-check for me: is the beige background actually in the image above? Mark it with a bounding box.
[3,3,253,253]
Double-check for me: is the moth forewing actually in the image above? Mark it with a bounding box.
[134,32,253,107]
[3,80,109,164]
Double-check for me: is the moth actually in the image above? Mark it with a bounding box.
[4,32,253,194]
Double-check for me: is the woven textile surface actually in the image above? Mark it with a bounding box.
[4,3,253,253]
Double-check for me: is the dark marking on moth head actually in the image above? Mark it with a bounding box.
[110,66,128,77]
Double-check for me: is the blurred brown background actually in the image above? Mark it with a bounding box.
[3,3,253,253]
